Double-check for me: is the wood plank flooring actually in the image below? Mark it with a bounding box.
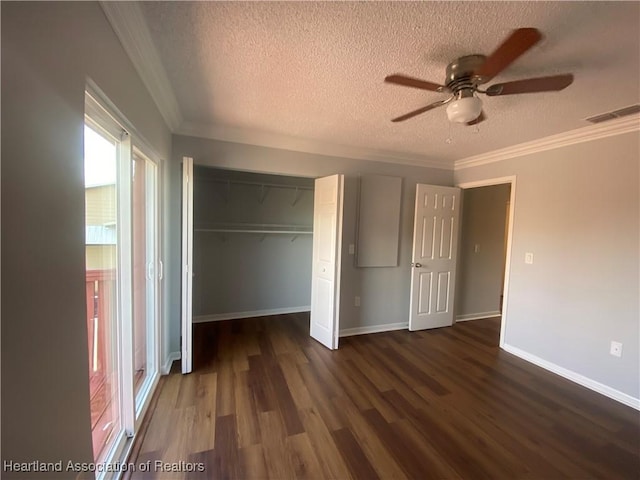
[126,314,639,479]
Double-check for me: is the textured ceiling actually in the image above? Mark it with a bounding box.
[138,1,640,166]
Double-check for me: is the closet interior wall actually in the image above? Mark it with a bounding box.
[193,166,315,321]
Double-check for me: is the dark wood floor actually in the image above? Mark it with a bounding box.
[127,313,639,479]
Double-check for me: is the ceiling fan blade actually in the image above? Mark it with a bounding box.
[385,74,446,92]
[474,28,543,82]
[391,98,450,122]
[485,74,574,96]
[466,111,486,126]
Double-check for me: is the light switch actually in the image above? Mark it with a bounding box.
[348,244,355,255]
[474,244,480,253]
[525,252,534,264]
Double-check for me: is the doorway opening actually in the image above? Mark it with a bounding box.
[457,177,516,347]
[187,166,315,371]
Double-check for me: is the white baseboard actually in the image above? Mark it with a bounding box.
[193,306,311,323]
[161,351,181,375]
[340,322,408,338]
[456,311,501,322]
[502,343,640,411]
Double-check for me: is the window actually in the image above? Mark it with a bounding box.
[84,87,161,476]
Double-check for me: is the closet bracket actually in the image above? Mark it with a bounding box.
[258,185,270,204]
[291,187,303,207]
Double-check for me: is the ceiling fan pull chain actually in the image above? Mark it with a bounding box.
[445,121,453,144]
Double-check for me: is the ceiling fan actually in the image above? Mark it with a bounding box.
[385,28,574,125]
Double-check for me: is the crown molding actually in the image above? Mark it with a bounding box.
[454,115,640,171]
[177,121,454,171]
[101,2,638,173]
[101,1,183,131]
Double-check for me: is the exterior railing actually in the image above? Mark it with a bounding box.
[86,269,115,377]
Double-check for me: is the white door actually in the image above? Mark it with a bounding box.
[409,184,461,331]
[181,157,194,373]
[310,174,344,349]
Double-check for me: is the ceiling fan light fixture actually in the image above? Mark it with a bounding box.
[446,95,483,124]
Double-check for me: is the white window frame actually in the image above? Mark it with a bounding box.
[85,82,163,480]
[131,146,161,422]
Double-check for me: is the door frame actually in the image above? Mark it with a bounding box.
[181,157,194,374]
[456,176,516,348]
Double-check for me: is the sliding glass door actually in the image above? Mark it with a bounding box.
[132,150,159,410]
[84,89,160,471]
[84,120,123,461]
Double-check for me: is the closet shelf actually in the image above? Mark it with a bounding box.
[195,223,313,235]
[196,178,313,191]
[197,178,312,205]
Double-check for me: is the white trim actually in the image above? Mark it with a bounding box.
[99,0,639,175]
[100,1,183,131]
[457,176,516,349]
[194,306,311,323]
[455,175,516,190]
[456,311,501,322]
[455,115,640,171]
[181,157,194,374]
[86,80,165,163]
[339,322,408,338]
[134,373,159,426]
[502,344,640,411]
[117,130,136,436]
[333,175,345,349]
[161,351,181,375]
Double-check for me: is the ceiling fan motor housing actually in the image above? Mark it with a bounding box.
[385,28,574,124]
[445,55,485,123]
[445,54,487,93]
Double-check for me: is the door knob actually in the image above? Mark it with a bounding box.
[411,263,422,268]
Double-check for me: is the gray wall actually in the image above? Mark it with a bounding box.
[193,167,314,316]
[171,134,453,334]
[454,131,640,400]
[1,2,171,475]
[457,184,511,319]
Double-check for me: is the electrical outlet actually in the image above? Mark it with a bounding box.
[354,296,360,307]
[348,244,355,255]
[525,252,534,264]
[610,341,623,358]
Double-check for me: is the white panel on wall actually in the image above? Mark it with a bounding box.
[356,175,402,267]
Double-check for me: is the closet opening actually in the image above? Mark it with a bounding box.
[190,166,315,365]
